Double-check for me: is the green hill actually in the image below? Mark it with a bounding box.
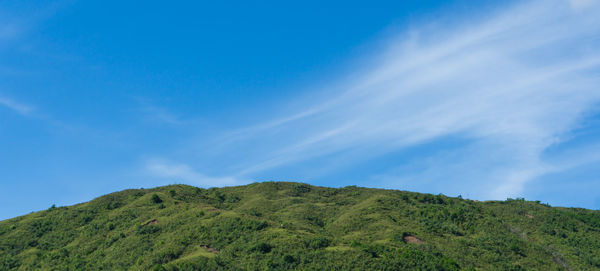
[1,182,599,270]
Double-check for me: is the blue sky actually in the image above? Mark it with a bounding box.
[1,0,600,220]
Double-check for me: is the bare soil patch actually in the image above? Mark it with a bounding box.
[144,219,158,226]
[403,235,424,244]
[200,245,219,254]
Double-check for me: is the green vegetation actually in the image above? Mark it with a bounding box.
[1,182,599,270]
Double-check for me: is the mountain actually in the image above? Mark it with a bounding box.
[1,182,599,270]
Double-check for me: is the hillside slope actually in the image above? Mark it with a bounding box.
[1,182,599,270]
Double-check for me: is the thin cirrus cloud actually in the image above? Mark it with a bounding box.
[145,159,241,187]
[179,0,600,199]
[0,96,34,116]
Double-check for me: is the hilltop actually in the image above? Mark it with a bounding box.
[1,182,599,270]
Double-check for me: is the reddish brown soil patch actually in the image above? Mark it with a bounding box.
[144,219,158,226]
[403,235,424,244]
[201,245,219,254]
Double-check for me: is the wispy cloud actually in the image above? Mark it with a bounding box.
[139,105,186,125]
[130,96,191,126]
[201,0,600,199]
[145,159,243,187]
[0,95,34,115]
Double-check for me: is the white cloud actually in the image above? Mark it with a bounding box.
[130,96,189,125]
[145,159,242,187]
[140,105,186,125]
[0,96,34,115]
[206,0,600,198]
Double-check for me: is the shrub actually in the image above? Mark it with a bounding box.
[106,201,122,210]
[248,209,262,217]
[305,236,331,249]
[292,184,311,195]
[151,194,163,204]
[283,254,296,264]
[253,242,272,253]
[136,225,160,235]
[225,195,240,203]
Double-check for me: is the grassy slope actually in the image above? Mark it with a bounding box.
[1,182,599,270]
